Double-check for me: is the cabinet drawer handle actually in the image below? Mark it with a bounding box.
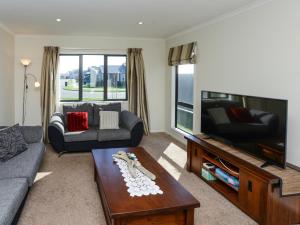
[248,181,253,192]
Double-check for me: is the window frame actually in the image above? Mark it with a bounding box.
[175,65,194,133]
[59,53,128,102]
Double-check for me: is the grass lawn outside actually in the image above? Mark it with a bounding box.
[63,86,126,92]
[60,97,104,101]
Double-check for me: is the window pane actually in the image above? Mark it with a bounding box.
[178,64,194,105]
[82,55,104,101]
[176,106,193,133]
[107,56,127,100]
[59,56,80,101]
[176,64,194,133]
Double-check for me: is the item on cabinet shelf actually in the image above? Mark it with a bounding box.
[218,158,239,176]
[203,162,215,170]
[201,168,217,181]
[215,168,239,190]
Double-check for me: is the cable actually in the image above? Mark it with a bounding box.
[218,158,239,176]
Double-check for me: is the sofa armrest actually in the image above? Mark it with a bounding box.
[19,126,43,143]
[48,114,65,152]
[120,110,144,146]
[52,112,65,125]
[120,111,142,131]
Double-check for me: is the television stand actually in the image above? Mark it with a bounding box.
[185,133,300,225]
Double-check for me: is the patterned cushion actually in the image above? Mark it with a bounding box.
[94,103,121,126]
[99,111,119,129]
[0,124,28,162]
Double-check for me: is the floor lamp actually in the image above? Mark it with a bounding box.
[20,59,40,125]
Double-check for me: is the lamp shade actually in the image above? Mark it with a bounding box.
[34,81,40,88]
[20,58,31,66]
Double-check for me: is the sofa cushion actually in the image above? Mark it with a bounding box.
[64,127,98,142]
[99,111,119,130]
[0,143,45,186]
[98,128,131,142]
[93,103,121,126]
[63,103,94,126]
[0,125,28,162]
[19,126,43,143]
[67,112,89,131]
[0,178,28,225]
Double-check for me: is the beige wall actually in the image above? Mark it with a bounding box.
[166,0,300,166]
[0,26,14,125]
[14,35,166,132]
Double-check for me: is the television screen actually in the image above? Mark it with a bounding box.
[201,91,288,168]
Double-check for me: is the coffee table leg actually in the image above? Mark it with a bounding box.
[185,209,195,225]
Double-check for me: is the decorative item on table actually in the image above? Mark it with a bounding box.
[127,152,138,161]
[113,151,156,180]
[201,168,217,181]
[112,151,163,197]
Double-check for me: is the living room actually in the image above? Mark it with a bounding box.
[1,0,300,225]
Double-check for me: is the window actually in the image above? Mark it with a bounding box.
[59,54,127,102]
[175,64,194,133]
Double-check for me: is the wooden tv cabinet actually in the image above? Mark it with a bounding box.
[185,134,300,225]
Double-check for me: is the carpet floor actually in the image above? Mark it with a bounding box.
[18,133,257,225]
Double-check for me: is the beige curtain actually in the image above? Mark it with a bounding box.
[127,48,150,135]
[40,46,60,142]
[168,42,196,66]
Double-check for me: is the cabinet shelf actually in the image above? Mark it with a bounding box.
[202,154,239,178]
[203,169,239,192]
[201,177,239,205]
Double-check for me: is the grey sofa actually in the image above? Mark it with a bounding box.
[48,103,144,153]
[0,126,45,225]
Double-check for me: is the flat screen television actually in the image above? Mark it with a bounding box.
[201,91,288,168]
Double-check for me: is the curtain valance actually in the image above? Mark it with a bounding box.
[168,42,196,66]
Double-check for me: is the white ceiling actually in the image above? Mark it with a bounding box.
[0,0,261,38]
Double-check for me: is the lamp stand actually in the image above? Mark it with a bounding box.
[22,66,28,125]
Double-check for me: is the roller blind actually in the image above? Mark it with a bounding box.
[168,42,196,66]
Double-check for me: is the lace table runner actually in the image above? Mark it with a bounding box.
[113,157,163,197]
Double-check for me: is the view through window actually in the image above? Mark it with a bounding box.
[59,54,127,101]
[175,64,194,133]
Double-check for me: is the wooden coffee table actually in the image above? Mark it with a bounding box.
[92,147,200,225]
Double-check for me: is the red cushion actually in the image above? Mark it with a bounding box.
[228,107,254,123]
[67,112,88,131]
